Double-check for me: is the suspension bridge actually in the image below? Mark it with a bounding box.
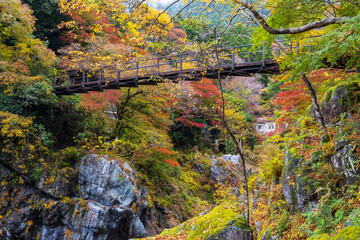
[54,37,318,95]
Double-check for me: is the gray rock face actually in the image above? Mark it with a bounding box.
[321,85,350,123]
[209,226,252,240]
[280,139,360,211]
[138,201,175,236]
[0,164,11,179]
[0,154,149,240]
[319,83,360,124]
[307,83,360,124]
[260,231,277,240]
[210,157,229,183]
[221,155,240,165]
[39,201,136,240]
[79,155,137,208]
[331,139,360,184]
[210,155,240,183]
[36,167,77,198]
[280,151,313,211]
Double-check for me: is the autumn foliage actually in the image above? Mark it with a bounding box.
[174,78,222,129]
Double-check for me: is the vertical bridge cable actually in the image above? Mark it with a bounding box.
[262,42,265,67]
[297,42,300,55]
[67,71,71,92]
[179,54,183,80]
[135,61,139,86]
[231,47,235,71]
[82,69,85,91]
[117,68,120,86]
[156,58,160,78]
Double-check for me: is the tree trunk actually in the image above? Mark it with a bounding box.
[301,73,327,131]
[207,23,250,223]
[215,44,250,224]
[113,88,143,138]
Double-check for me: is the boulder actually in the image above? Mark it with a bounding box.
[209,226,252,240]
[138,201,176,236]
[157,204,252,240]
[307,83,360,124]
[209,226,253,240]
[0,154,149,240]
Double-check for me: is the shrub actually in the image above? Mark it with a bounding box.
[61,147,83,167]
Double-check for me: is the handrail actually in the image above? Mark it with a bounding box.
[65,35,321,71]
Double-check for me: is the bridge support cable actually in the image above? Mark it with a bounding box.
[66,72,70,93]
[156,58,160,78]
[116,68,121,87]
[135,61,139,87]
[81,69,87,93]
[179,54,183,77]
[262,42,266,67]
[97,70,103,91]
[296,42,300,55]
[231,47,235,71]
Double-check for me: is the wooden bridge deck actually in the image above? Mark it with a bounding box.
[54,37,318,95]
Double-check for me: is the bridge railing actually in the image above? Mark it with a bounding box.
[56,35,321,88]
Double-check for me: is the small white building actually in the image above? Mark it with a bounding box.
[254,118,276,134]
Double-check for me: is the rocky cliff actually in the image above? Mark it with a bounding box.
[0,154,172,240]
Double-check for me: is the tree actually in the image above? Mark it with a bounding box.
[77,85,174,156]
[0,0,57,121]
[215,0,360,132]
[169,79,222,149]
[22,0,70,51]
[0,111,49,178]
[170,0,359,133]
[233,0,360,131]
[233,0,358,35]
[0,0,56,86]
[216,70,251,225]
[57,0,176,71]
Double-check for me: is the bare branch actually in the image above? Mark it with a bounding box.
[343,0,360,9]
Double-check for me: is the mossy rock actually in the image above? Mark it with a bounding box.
[153,205,251,240]
[280,151,310,211]
[308,226,360,240]
[320,82,360,106]
[319,82,360,124]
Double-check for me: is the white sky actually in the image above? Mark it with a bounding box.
[154,0,175,4]
[148,0,179,8]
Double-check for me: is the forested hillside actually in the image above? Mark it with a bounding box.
[0,0,360,239]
